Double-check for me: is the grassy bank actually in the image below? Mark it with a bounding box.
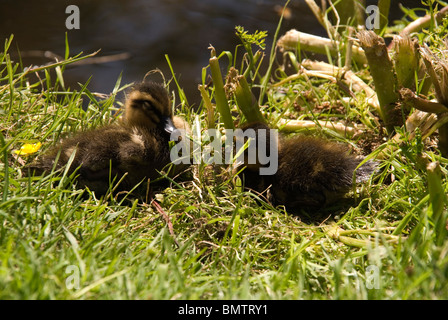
[1,3,448,300]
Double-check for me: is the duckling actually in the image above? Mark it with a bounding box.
[237,122,376,211]
[27,81,188,195]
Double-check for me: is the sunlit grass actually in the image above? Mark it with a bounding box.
[1,5,448,300]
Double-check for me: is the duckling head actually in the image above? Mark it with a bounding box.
[124,81,175,133]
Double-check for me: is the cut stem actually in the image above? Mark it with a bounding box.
[277,119,364,138]
[277,29,367,65]
[357,30,401,133]
[234,75,266,124]
[399,88,448,114]
[209,53,235,130]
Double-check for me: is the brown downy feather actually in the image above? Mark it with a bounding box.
[27,81,188,195]
[237,122,377,211]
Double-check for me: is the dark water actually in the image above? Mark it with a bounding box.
[1,0,425,105]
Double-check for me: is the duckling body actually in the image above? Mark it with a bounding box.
[272,135,371,208]
[238,122,376,211]
[28,81,185,194]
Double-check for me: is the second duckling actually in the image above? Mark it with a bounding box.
[237,122,376,211]
[27,81,188,195]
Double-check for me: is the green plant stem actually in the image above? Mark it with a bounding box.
[357,30,401,133]
[209,56,234,130]
[234,75,265,124]
[393,36,419,90]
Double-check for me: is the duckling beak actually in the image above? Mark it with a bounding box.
[163,117,176,134]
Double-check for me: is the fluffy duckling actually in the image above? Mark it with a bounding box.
[27,81,187,195]
[237,122,376,211]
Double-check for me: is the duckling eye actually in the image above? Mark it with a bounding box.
[141,100,154,111]
[130,99,152,111]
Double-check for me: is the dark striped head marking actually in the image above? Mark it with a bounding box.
[124,82,174,131]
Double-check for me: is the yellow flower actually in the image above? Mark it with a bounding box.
[13,142,42,156]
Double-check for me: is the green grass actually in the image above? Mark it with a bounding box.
[1,7,448,300]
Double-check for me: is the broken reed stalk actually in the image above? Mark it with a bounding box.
[323,224,400,248]
[399,88,448,114]
[300,59,381,113]
[387,5,448,50]
[400,5,448,37]
[304,0,337,39]
[277,29,367,65]
[376,109,439,161]
[419,44,448,157]
[357,30,401,133]
[393,36,420,90]
[234,75,266,124]
[406,111,440,140]
[420,45,448,106]
[209,48,235,130]
[277,118,363,138]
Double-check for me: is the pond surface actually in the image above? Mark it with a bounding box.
[1,0,425,104]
